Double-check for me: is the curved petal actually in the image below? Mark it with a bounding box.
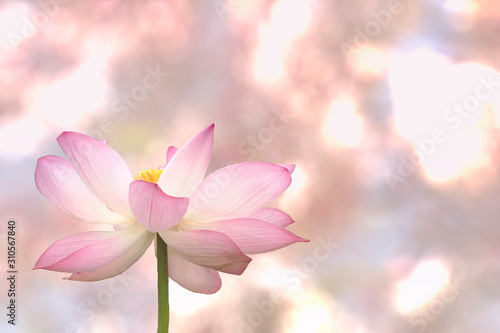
[158,229,251,275]
[165,146,178,166]
[280,164,295,174]
[57,131,133,216]
[158,146,179,169]
[34,223,150,273]
[157,124,214,197]
[243,207,294,228]
[183,218,307,254]
[67,232,154,281]
[168,250,221,294]
[35,156,132,225]
[129,180,189,232]
[188,162,292,221]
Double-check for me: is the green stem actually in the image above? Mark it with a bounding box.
[157,234,169,333]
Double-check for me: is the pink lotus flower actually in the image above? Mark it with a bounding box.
[34,124,307,294]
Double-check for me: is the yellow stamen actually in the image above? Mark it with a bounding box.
[133,169,164,183]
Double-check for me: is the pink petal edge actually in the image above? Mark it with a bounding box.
[243,207,295,228]
[34,224,149,273]
[159,229,251,275]
[280,164,296,174]
[35,155,132,225]
[157,124,214,198]
[168,250,222,294]
[57,131,133,217]
[182,218,307,254]
[129,180,189,232]
[165,146,178,166]
[189,162,292,222]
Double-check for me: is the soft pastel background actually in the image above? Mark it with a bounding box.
[1,0,500,332]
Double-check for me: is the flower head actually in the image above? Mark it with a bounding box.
[35,124,307,293]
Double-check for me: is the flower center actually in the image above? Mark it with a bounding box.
[133,169,164,183]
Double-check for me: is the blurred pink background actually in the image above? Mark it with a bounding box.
[1,0,500,332]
